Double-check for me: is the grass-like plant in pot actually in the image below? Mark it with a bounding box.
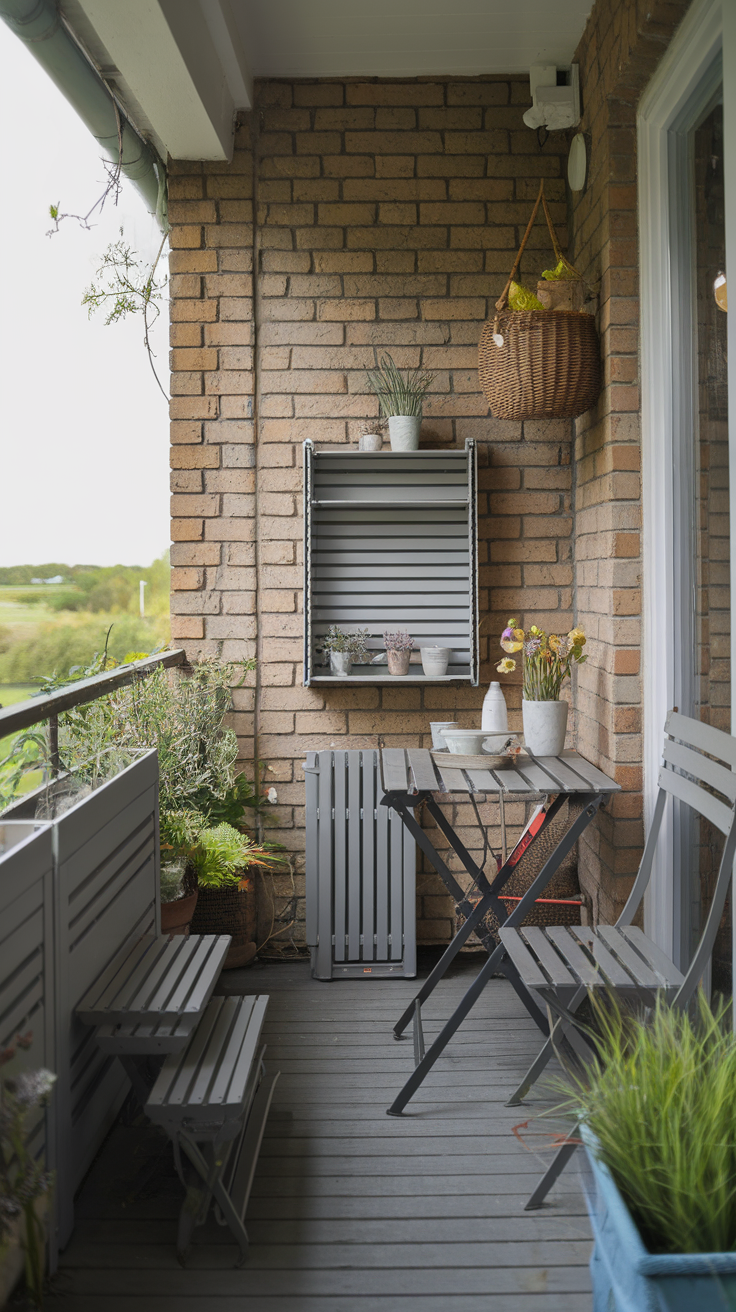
[383,629,414,677]
[366,353,436,451]
[322,625,369,677]
[188,822,284,968]
[496,618,586,756]
[549,993,736,1310]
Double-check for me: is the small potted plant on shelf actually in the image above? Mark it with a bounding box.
[384,629,414,676]
[495,618,586,756]
[322,625,370,677]
[188,821,283,969]
[548,994,736,1311]
[366,353,436,451]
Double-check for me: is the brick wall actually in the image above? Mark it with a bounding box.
[167,75,579,945]
[568,0,690,922]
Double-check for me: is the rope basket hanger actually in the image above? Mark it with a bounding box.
[478,181,602,422]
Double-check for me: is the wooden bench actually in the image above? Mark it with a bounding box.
[145,993,277,1265]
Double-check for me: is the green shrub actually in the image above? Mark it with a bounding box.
[0,617,168,684]
[555,993,736,1255]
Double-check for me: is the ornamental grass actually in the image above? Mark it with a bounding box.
[556,993,736,1255]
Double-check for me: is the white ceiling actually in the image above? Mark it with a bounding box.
[236,0,593,79]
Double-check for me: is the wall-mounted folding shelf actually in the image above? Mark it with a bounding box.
[303,442,478,686]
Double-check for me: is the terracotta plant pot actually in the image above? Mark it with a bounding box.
[386,649,411,676]
[190,875,257,968]
[160,889,198,938]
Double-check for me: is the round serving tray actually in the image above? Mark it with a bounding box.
[430,749,521,771]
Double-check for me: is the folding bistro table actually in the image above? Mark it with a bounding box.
[379,747,619,1115]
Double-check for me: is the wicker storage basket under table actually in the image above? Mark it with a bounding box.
[189,877,257,969]
[478,179,601,422]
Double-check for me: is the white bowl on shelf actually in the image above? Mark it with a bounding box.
[441,728,486,755]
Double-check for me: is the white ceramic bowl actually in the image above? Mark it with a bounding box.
[430,720,459,749]
[441,728,486,755]
[483,733,512,753]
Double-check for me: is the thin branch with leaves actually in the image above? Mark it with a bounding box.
[82,232,169,398]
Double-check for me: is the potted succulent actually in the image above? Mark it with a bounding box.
[322,625,370,677]
[496,618,586,756]
[550,995,736,1311]
[383,629,414,676]
[366,354,436,451]
[188,822,283,969]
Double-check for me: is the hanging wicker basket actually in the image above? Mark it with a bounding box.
[478,181,601,421]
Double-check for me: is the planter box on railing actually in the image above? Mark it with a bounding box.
[579,1125,736,1312]
[2,749,160,1255]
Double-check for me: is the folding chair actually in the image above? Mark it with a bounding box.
[498,710,736,1208]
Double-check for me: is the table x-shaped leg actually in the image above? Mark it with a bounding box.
[385,792,604,1115]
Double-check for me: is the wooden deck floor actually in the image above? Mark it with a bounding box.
[50,955,592,1311]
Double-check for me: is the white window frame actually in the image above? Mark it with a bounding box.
[639,0,736,965]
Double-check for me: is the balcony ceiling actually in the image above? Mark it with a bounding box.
[65,0,592,160]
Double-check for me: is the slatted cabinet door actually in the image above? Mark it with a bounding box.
[304,751,416,979]
[0,823,56,1262]
[304,443,478,685]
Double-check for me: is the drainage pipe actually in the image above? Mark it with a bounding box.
[0,0,167,227]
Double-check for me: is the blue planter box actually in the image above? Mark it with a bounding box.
[580,1126,736,1311]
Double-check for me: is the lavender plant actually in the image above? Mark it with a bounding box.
[383,630,414,652]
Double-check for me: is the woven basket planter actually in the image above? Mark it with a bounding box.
[478,309,601,421]
[478,180,602,422]
[190,874,257,968]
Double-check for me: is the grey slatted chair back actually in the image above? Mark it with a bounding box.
[616,709,736,1007]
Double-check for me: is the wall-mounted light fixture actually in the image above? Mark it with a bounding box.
[523,64,580,131]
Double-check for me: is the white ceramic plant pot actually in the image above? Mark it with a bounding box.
[330,651,352,677]
[359,433,383,451]
[522,699,568,756]
[388,415,421,451]
[421,646,451,677]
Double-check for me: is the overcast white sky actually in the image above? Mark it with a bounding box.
[0,23,170,568]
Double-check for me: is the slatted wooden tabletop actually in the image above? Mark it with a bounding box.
[381,747,619,797]
[77,934,232,1031]
[52,958,592,1312]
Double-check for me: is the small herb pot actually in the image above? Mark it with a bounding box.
[386,649,411,676]
[358,433,383,451]
[522,698,568,756]
[160,889,198,938]
[388,415,421,451]
[330,651,352,677]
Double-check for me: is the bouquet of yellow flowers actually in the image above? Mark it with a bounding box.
[497,619,586,701]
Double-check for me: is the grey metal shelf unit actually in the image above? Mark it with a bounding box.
[303,442,478,686]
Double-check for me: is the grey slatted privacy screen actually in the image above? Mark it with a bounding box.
[303,442,478,685]
[304,750,416,980]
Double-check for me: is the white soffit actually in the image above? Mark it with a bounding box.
[74,0,252,160]
[236,0,593,79]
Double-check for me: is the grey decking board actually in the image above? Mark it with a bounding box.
[55,960,590,1309]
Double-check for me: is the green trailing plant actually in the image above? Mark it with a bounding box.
[549,992,736,1255]
[366,353,436,418]
[190,822,282,890]
[1,1034,56,1309]
[159,809,203,903]
[322,626,370,659]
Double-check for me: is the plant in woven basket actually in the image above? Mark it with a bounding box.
[366,354,436,418]
[497,619,586,701]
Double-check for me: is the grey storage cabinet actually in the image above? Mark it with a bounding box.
[304,750,416,980]
[303,441,478,685]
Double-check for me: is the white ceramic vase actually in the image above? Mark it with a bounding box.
[330,651,352,677]
[421,646,451,677]
[388,415,421,451]
[358,433,382,451]
[522,699,568,756]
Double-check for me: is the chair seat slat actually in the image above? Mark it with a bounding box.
[519,927,578,987]
[570,928,634,988]
[544,926,601,986]
[498,928,550,988]
[595,926,661,989]
[620,926,685,987]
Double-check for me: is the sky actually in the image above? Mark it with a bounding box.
[0,24,170,567]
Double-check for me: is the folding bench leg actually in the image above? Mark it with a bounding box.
[175,1133,250,1266]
